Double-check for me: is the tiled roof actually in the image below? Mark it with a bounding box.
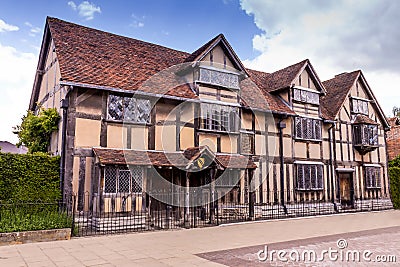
[262,59,308,92]
[321,71,360,120]
[93,147,256,169]
[246,69,295,115]
[353,114,379,125]
[46,17,292,115]
[48,17,192,94]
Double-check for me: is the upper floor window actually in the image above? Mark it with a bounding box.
[364,166,381,189]
[200,103,239,132]
[104,166,143,194]
[108,94,151,123]
[198,67,240,89]
[353,124,378,146]
[295,117,322,141]
[293,88,319,105]
[296,163,324,190]
[351,98,368,115]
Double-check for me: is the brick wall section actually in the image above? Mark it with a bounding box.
[387,117,400,160]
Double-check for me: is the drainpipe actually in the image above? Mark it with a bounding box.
[59,87,71,202]
[328,122,337,211]
[278,117,287,214]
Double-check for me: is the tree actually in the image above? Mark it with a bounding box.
[392,106,400,117]
[14,108,60,153]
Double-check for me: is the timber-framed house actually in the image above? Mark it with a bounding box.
[29,17,392,231]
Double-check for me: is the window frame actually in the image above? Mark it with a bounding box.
[294,116,322,142]
[200,103,239,133]
[103,166,143,195]
[352,124,379,147]
[107,94,151,124]
[364,166,381,189]
[292,88,320,105]
[296,163,324,191]
[351,98,369,115]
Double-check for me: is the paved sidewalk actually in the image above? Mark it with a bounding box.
[0,210,399,266]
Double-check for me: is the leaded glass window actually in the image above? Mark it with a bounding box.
[200,103,239,132]
[199,68,240,89]
[352,99,369,115]
[293,88,320,105]
[365,167,381,189]
[353,124,378,146]
[104,166,143,194]
[108,94,151,123]
[295,117,322,141]
[296,164,324,190]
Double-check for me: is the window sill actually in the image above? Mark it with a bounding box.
[295,188,324,192]
[197,128,240,135]
[294,138,322,143]
[105,119,152,126]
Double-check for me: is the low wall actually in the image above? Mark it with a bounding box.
[0,228,71,246]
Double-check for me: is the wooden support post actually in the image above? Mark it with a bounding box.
[209,167,216,223]
[184,172,190,227]
[248,169,255,220]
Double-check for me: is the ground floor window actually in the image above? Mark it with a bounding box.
[104,166,143,194]
[296,163,324,190]
[365,166,381,189]
[216,170,240,187]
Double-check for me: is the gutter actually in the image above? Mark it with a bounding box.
[277,117,288,214]
[327,122,338,212]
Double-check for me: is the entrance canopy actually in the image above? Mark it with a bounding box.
[93,146,257,170]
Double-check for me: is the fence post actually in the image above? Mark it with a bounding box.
[71,195,76,236]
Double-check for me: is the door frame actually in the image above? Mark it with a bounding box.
[336,169,355,209]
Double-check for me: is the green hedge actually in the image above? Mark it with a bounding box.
[0,152,60,201]
[389,166,400,209]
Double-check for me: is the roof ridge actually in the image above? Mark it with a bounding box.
[47,17,191,56]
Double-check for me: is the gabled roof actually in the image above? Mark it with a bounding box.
[321,71,360,120]
[245,69,295,115]
[321,71,389,129]
[184,33,249,76]
[261,59,326,94]
[29,17,294,116]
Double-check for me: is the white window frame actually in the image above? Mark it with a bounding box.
[200,103,239,133]
[293,87,320,105]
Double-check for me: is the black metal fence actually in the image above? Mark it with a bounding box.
[71,189,393,236]
[0,200,73,233]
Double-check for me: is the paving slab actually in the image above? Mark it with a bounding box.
[0,210,399,266]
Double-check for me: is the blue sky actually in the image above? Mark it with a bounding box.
[1,0,400,144]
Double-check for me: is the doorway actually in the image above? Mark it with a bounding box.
[339,173,354,209]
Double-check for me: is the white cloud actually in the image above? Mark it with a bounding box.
[0,43,37,143]
[130,13,145,28]
[68,1,101,21]
[240,0,400,116]
[0,19,19,32]
[24,22,41,37]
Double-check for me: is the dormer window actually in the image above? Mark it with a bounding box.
[198,67,240,89]
[293,87,319,105]
[351,98,369,115]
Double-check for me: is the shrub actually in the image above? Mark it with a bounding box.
[0,152,60,201]
[389,166,400,209]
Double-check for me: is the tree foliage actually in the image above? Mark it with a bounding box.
[14,108,60,153]
[389,155,400,209]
